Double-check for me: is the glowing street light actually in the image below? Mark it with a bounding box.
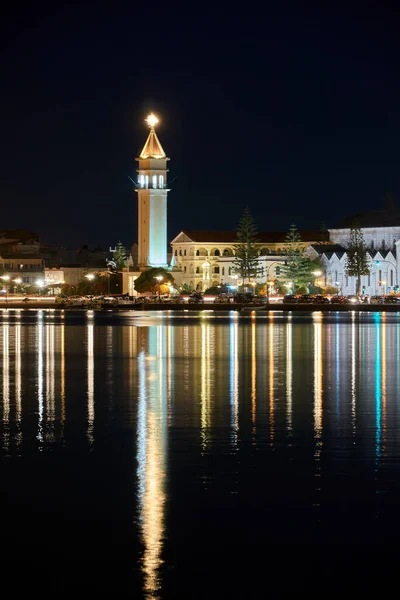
[155,275,163,300]
[85,274,95,281]
[1,275,10,304]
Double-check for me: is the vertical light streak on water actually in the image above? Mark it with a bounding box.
[136,327,167,599]
[15,323,21,423]
[381,315,387,451]
[286,319,293,434]
[167,324,173,427]
[229,319,239,448]
[351,314,356,437]
[201,322,211,452]
[313,314,323,509]
[37,312,44,443]
[269,317,274,444]
[45,324,55,441]
[2,323,10,453]
[375,315,381,463]
[335,321,340,420]
[251,321,257,436]
[183,326,189,404]
[87,323,94,446]
[106,325,113,406]
[60,323,66,428]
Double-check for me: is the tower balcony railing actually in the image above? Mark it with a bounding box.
[137,182,169,190]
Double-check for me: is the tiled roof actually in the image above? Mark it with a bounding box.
[180,230,329,244]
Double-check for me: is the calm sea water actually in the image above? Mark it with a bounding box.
[1,308,400,594]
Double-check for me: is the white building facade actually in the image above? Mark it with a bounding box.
[170,230,328,291]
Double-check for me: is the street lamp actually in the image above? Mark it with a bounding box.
[265,262,276,303]
[266,280,274,303]
[1,275,10,304]
[85,274,95,281]
[155,275,163,300]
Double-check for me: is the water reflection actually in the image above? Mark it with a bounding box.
[201,323,212,451]
[285,320,292,433]
[229,320,239,447]
[87,323,94,445]
[137,328,168,599]
[46,324,55,441]
[2,323,9,452]
[269,318,274,444]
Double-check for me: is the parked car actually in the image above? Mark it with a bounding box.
[344,295,360,304]
[383,295,400,304]
[312,295,330,304]
[188,293,204,304]
[214,293,231,304]
[298,294,315,303]
[283,295,299,303]
[330,295,345,304]
[233,293,255,303]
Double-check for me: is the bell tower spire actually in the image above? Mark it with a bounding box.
[135,113,169,268]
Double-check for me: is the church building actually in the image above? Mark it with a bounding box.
[127,115,400,298]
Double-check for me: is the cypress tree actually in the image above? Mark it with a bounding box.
[345,221,370,295]
[233,207,260,290]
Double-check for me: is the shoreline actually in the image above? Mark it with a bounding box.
[1,301,400,312]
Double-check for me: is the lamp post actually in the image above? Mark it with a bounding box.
[265,262,276,303]
[155,275,163,300]
[1,275,10,304]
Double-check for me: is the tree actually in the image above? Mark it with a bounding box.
[279,224,323,293]
[345,221,370,295]
[134,268,174,294]
[113,241,127,271]
[233,206,260,290]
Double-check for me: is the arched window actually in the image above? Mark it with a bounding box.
[228,267,232,275]
[174,250,177,256]
[382,240,386,250]
[179,249,182,256]
[275,266,281,276]
[222,267,225,276]
[145,175,149,188]
[213,266,220,274]
[196,250,200,256]
[214,249,220,256]
[196,267,200,274]
[152,175,157,188]
[139,175,145,187]
[159,175,164,188]
[184,266,187,273]
[391,270,394,287]
[184,249,187,256]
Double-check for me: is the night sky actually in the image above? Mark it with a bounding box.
[1,2,399,248]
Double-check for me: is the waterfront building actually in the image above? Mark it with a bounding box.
[170,229,327,291]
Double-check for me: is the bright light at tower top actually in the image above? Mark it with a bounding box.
[145,113,159,128]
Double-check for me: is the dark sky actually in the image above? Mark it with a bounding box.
[1,1,399,248]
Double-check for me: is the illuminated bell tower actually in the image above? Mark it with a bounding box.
[135,113,169,268]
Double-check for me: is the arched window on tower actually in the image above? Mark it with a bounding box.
[139,175,145,187]
[152,175,157,189]
[174,250,177,256]
[184,249,187,256]
[159,175,164,188]
[145,175,149,188]
[391,270,394,287]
